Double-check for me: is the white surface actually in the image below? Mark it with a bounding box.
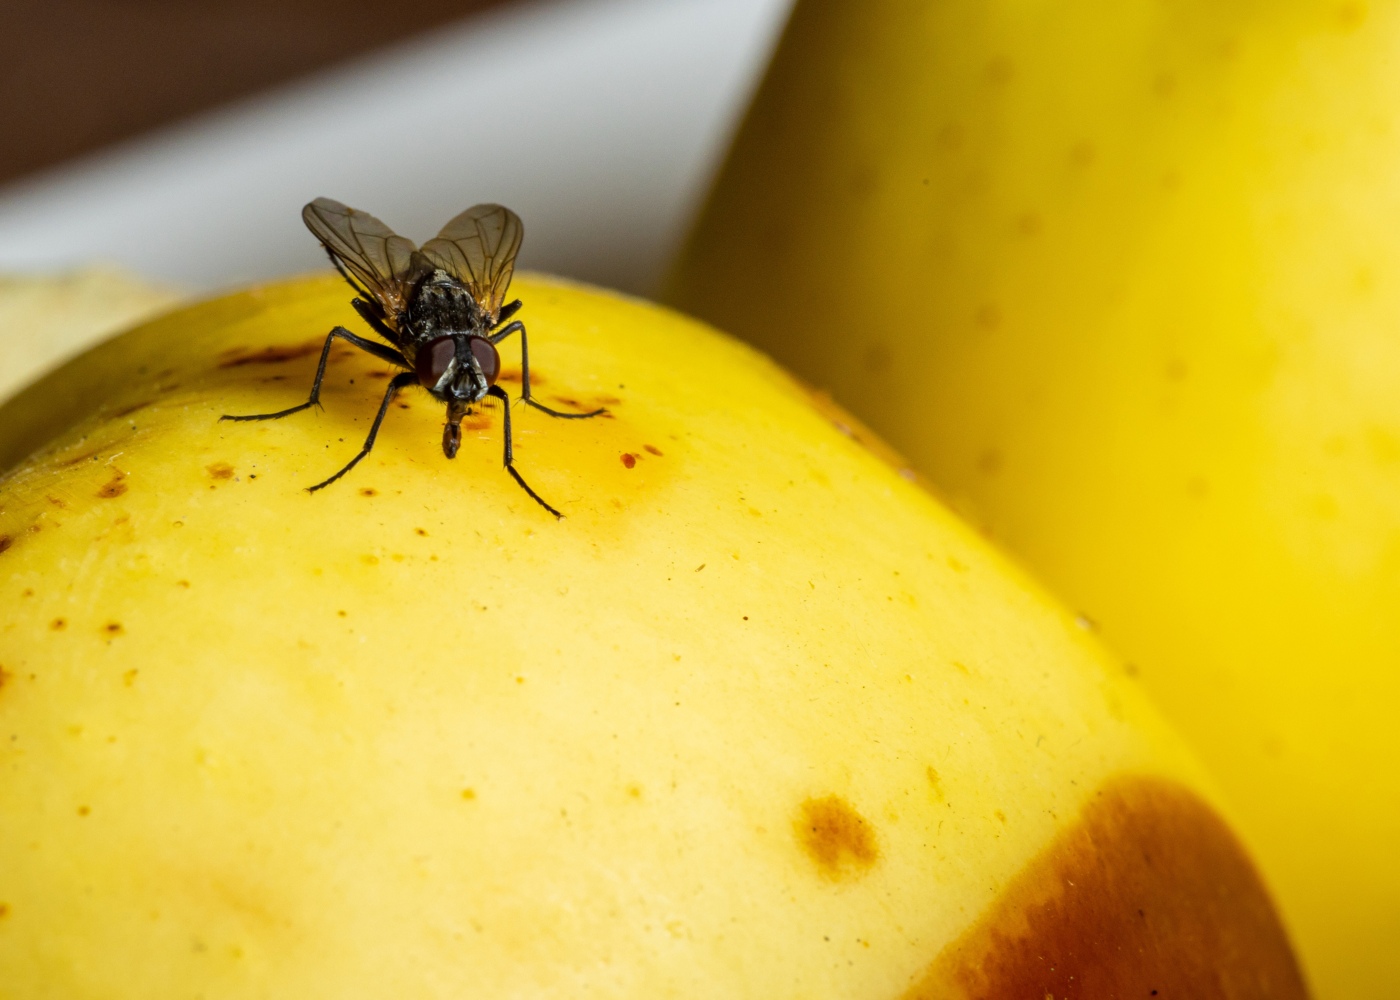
[0,0,790,296]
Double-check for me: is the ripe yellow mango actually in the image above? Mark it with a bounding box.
[0,277,1303,995]
[668,2,1400,996]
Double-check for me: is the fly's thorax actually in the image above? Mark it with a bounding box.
[405,271,491,340]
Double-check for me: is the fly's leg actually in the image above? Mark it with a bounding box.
[307,372,417,493]
[487,383,563,518]
[490,320,605,419]
[350,298,401,343]
[220,326,407,422]
[497,299,522,324]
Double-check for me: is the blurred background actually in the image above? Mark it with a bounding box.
[0,0,791,296]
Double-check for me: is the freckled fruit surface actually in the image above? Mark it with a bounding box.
[668,2,1400,996]
[0,276,1295,997]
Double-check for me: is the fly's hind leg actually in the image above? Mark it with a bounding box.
[490,319,605,419]
[220,326,407,422]
[307,372,417,493]
[486,383,563,518]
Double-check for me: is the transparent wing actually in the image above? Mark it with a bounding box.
[302,198,420,317]
[418,204,523,320]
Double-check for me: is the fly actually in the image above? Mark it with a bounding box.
[221,198,603,517]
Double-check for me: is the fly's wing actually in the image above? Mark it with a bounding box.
[302,198,420,320]
[418,204,523,321]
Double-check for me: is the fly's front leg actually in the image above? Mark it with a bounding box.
[486,384,562,518]
[490,320,605,419]
[351,298,401,344]
[221,326,407,422]
[307,372,417,493]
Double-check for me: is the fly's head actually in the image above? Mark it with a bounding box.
[414,334,501,459]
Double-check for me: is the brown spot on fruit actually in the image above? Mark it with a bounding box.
[360,488,377,497]
[97,476,127,499]
[61,447,104,467]
[218,340,321,367]
[104,622,124,637]
[77,805,90,817]
[621,453,637,469]
[51,618,67,631]
[926,766,945,802]
[0,903,8,918]
[0,535,11,555]
[863,342,893,373]
[903,776,1307,1000]
[974,304,1002,330]
[0,664,10,691]
[795,794,880,881]
[112,400,153,419]
[644,444,663,457]
[206,462,234,480]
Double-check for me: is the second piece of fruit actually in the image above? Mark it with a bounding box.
[667,2,1400,997]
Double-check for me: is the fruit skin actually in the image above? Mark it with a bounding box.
[666,2,1400,996]
[0,276,1296,997]
[0,267,179,404]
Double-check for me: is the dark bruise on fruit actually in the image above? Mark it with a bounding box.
[110,400,154,419]
[795,794,879,881]
[218,340,323,367]
[904,775,1308,1000]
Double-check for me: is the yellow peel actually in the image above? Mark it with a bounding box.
[668,4,1400,994]
[0,276,1271,996]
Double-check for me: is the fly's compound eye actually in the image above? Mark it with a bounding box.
[416,336,456,388]
[470,336,501,386]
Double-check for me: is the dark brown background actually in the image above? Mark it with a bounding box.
[0,0,513,188]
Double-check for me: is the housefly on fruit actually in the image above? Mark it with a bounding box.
[222,198,603,517]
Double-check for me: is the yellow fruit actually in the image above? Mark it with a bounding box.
[667,2,1400,996]
[0,276,1303,996]
[0,267,181,403]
